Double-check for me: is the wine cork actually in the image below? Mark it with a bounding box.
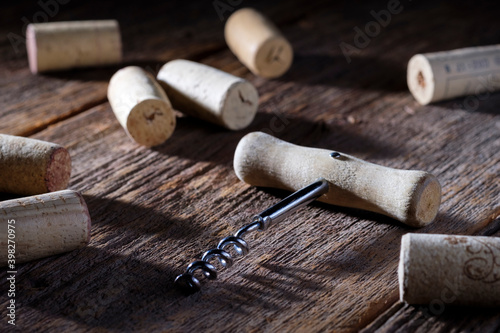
[399,233,500,306]
[234,132,441,227]
[407,44,500,105]
[157,59,259,130]
[0,190,91,266]
[108,66,176,147]
[0,134,71,195]
[225,8,293,78]
[26,20,122,74]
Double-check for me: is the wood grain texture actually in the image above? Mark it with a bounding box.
[0,0,499,332]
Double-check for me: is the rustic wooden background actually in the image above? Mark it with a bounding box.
[1,0,499,332]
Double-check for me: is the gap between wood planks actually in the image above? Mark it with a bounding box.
[19,96,107,137]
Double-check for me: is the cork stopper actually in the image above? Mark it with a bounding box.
[108,66,176,147]
[225,8,293,78]
[157,59,259,130]
[399,233,500,306]
[0,134,71,195]
[26,20,122,74]
[0,190,92,266]
[407,45,500,105]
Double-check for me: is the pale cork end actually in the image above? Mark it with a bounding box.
[254,36,293,78]
[225,7,294,79]
[73,190,92,244]
[221,80,259,130]
[126,99,176,147]
[407,54,435,105]
[407,174,441,227]
[398,233,410,303]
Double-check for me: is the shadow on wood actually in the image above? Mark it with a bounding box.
[83,194,201,240]
[12,246,178,329]
[434,92,500,116]
[41,60,166,83]
[9,249,302,330]
[2,194,299,329]
[152,109,406,167]
[366,302,500,332]
[280,54,408,92]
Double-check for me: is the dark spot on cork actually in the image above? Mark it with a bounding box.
[35,196,45,204]
[238,91,253,106]
[267,45,284,63]
[144,109,163,122]
[444,236,467,245]
[417,71,425,88]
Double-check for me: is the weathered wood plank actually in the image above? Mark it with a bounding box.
[0,1,499,332]
[3,65,498,332]
[0,0,322,136]
[361,301,500,333]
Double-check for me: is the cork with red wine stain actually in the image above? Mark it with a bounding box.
[0,134,71,195]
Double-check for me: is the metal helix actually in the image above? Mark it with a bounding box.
[175,178,330,294]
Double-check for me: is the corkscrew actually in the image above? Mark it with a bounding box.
[175,130,443,294]
[175,178,330,294]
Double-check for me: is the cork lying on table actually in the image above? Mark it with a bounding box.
[157,59,259,130]
[0,134,71,195]
[225,8,293,79]
[234,132,442,227]
[26,20,122,74]
[399,233,500,307]
[407,44,500,105]
[108,66,176,147]
[0,190,91,266]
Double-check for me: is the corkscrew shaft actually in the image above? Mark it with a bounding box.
[255,178,330,230]
[175,178,329,294]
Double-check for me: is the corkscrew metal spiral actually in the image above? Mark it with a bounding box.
[175,178,330,294]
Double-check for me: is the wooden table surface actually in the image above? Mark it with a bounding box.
[1,0,499,332]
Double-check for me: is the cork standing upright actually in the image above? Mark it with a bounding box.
[225,8,293,78]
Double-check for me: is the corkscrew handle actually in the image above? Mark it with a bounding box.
[234,132,442,227]
[175,179,329,294]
